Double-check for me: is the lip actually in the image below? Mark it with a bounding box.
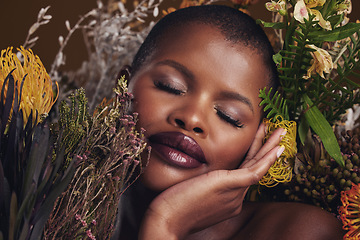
[148,132,207,168]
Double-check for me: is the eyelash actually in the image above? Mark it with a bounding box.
[154,81,185,95]
[216,109,244,128]
[155,81,244,128]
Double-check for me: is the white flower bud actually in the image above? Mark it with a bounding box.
[153,6,159,17]
[65,20,71,31]
[58,35,64,46]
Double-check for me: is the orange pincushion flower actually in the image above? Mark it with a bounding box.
[0,46,58,125]
[339,183,360,239]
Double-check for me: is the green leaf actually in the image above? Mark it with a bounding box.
[256,19,286,29]
[29,157,76,240]
[308,23,360,41]
[298,116,310,146]
[14,184,35,238]
[259,87,289,120]
[327,13,344,28]
[18,219,29,240]
[285,47,301,52]
[303,94,344,166]
[273,53,282,65]
[22,123,50,198]
[321,0,339,19]
[9,192,18,240]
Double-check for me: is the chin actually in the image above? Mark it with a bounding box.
[139,155,207,192]
[140,175,172,192]
[139,171,181,192]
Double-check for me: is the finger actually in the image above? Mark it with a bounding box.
[229,145,284,188]
[241,127,286,168]
[243,123,266,160]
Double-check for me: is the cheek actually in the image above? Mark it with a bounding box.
[210,125,259,169]
[131,90,168,133]
[220,142,249,168]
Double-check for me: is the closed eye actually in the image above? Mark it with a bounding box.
[216,109,244,128]
[154,81,185,95]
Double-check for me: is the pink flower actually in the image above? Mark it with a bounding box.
[294,0,308,23]
[86,229,96,240]
[265,0,287,16]
[294,0,331,30]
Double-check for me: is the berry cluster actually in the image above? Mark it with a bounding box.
[259,126,360,215]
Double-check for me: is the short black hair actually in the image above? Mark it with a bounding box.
[131,4,279,89]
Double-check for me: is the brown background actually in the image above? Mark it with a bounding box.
[0,0,359,72]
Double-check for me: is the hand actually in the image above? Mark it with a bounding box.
[139,124,286,240]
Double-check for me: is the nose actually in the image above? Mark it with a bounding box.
[168,100,208,137]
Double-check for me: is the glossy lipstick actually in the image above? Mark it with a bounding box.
[149,132,206,168]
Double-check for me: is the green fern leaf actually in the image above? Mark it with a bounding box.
[259,87,289,121]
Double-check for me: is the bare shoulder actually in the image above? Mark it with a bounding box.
[235,201,345,240]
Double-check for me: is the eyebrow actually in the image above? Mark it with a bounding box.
[155,59,195,81]
[155,59,254,113]
[219,91,254,113]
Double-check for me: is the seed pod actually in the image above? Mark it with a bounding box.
[340,178,346,186]
[344,170,351,178]
[346,180,352,187]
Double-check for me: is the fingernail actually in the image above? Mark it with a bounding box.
[262,123,268,134]
[277,145,285,158]
[280,129,287,140]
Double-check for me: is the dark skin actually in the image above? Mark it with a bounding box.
[119,23,345,239]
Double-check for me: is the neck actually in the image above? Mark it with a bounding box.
[117,180,160,239]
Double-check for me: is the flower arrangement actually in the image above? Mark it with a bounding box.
[0,1,157,238]
[0,47,148,239]
[0,0,360,239]
[253,0,360,238]
[259,0,358,167]
[43,78,148,239]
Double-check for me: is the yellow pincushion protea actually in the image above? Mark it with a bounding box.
[0,46,58,125]
[259,116,297,187]
[339,183,360,239]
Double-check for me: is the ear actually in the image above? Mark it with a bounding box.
[117,65,132,86]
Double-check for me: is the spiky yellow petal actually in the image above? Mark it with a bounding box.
[0,46,58,125]
[259,116,297,187]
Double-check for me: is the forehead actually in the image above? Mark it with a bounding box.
[151,23,270,86]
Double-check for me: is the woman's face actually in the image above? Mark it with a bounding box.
[128,24,270,191]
